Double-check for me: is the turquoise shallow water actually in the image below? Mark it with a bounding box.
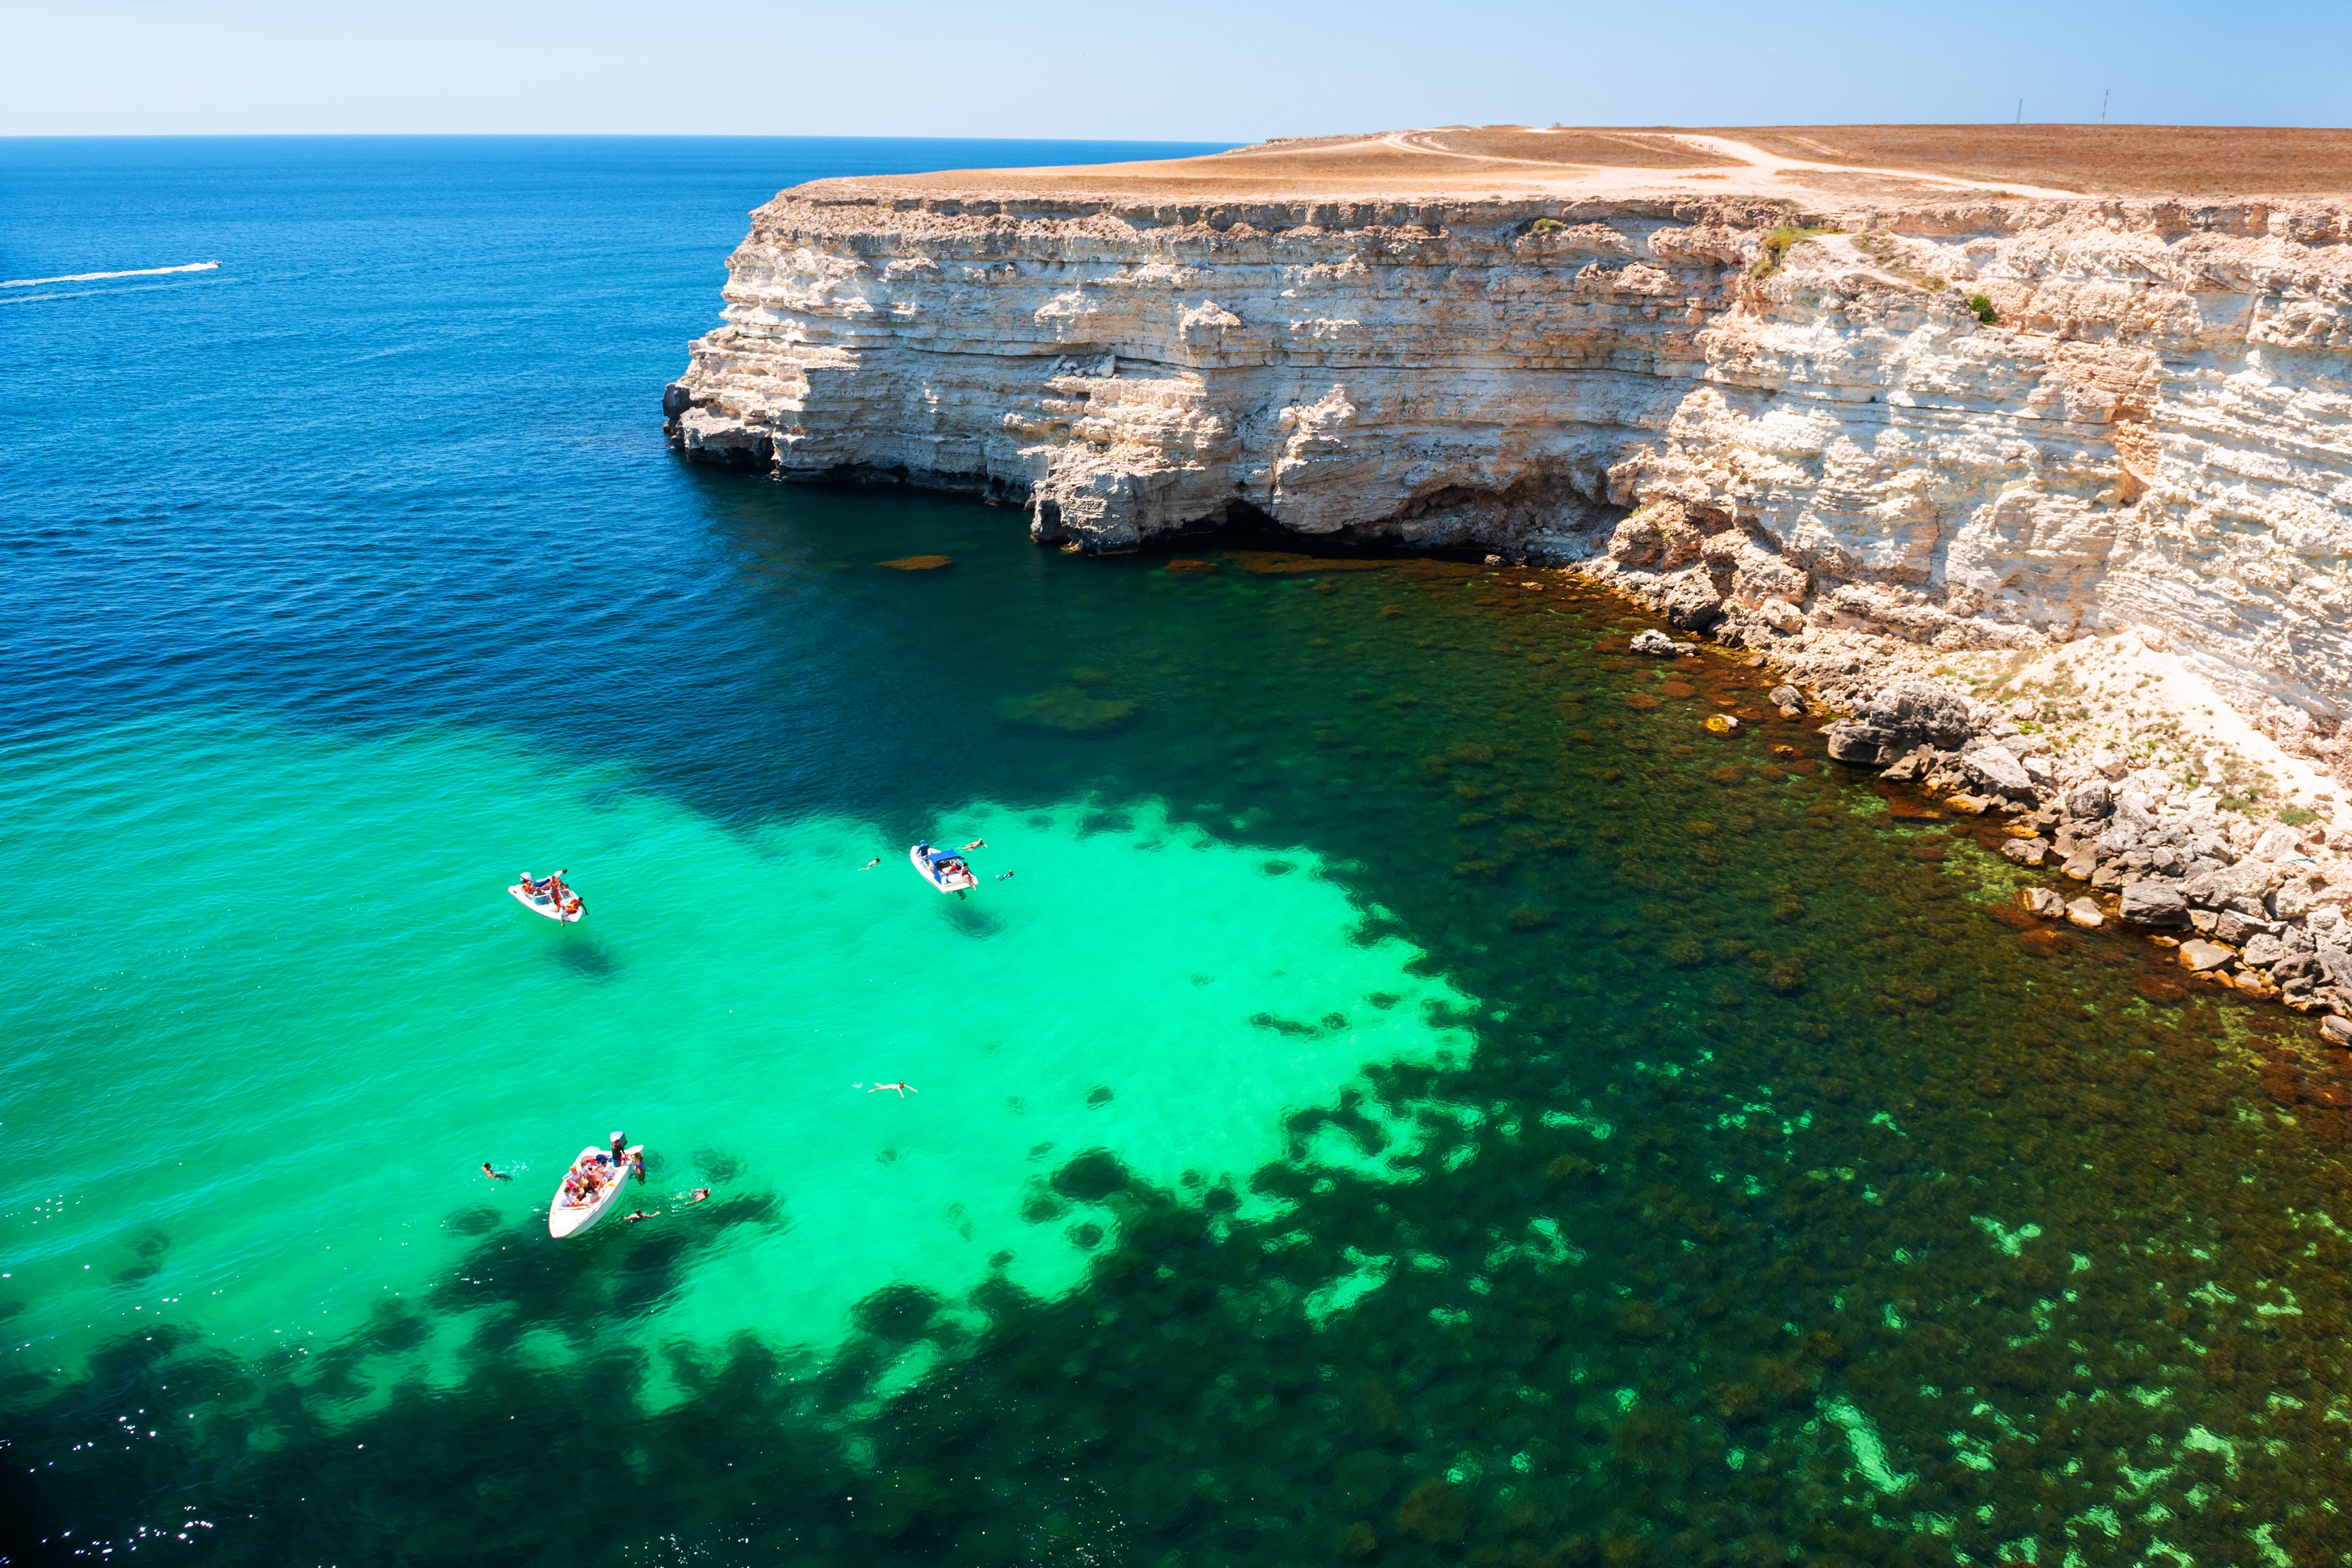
[6,713,1466,1387]
[11,139,2352,1568]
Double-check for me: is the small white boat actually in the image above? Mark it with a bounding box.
[910,843,976,893]
[549,1144,642,1238]
[509,871,584,923]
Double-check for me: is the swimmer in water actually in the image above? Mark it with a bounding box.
[684,1187,712,1204]
[624,1209,659,1223]
[869,1081,917,1097]
[996,869,1015,880]
[481,1162,511,1181]
[964,838,986,850]
[860,857,881,870]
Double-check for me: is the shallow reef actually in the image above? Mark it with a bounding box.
[12,548,2352,1568]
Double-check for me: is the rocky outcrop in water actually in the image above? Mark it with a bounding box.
[1814,664,2352,1012]
[668,182,2352,722]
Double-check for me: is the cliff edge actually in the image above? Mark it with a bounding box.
[666,126,2352,747]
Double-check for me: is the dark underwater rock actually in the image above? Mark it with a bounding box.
[998,686,1140,732]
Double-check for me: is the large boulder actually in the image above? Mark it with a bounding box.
[2254,825,2307,860]
[2274,951,2323,987]
[2272,868,2326,919]
[2119,880,2190,927]
[1826,725,1891,764]
[1821,681,1976,768]
[2182,859,2283,916]
[2242,931,2290,969]
[1630,628,1682,657]
[1879,748,1931,784]
[2178,939,2234,974]
[1656,567,1726,632]
[2063,780,2112,820]
[1961,745,2033,797]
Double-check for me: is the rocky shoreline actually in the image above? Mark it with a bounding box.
[1762,653,2352,1034]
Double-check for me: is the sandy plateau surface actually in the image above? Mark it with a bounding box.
[802,123,2352,203]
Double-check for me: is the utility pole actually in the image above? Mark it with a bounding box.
[2101,89,2110,125]
[2016,98,2023,124]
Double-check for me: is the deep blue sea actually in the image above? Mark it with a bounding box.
[6,137,2352,1568]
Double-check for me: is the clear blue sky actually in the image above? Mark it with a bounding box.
[5,0,2346,140]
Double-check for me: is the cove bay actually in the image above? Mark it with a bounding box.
[8,137,2352,1568]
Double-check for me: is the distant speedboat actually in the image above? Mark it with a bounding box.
[910,842,977,894]
[549,1142,641,1238]
[509,869,584,922]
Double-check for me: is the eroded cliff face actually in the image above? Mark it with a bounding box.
[666,187,2352,722]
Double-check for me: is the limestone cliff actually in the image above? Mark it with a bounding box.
[666,140,2352,730]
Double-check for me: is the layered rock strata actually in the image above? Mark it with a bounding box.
[668,181,2352,733]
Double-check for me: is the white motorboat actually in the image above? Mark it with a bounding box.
[509,871,584,923]
[549,1144,642,1238]
[910,842,977,893]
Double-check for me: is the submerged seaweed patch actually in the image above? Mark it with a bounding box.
[996,686,1140,732]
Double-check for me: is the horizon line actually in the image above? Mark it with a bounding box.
[5,121,2345,143]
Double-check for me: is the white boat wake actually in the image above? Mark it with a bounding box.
[1,260,220,289]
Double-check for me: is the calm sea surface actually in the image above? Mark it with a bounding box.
[6,138,2352,1568]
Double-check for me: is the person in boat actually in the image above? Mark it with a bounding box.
[609,1131,628,1165]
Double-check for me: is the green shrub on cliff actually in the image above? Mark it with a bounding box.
[1751,225,1839,278]
[1968,292,2000,324]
